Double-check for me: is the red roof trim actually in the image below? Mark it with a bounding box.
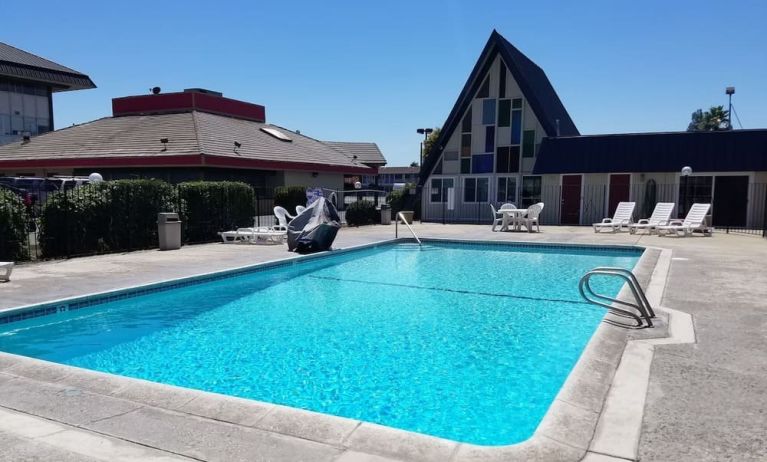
[0,154,375,174]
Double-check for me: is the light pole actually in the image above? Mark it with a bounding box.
[681,166,692,217]
[726,86,735,130]
[416,128,433,167]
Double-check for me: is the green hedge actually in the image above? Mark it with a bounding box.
[345,200,378,226]
[0,188,30,261]
[39,180,176,258]
[178,181,254,243]
[274,186,306,213]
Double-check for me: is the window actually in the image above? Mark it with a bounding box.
[678,176,712,216]
[477,77,490,98]
[482,99,496,125]
[511,108,522,144]
[496,146,520,173]
[430,178,454,202]
[484,126,495,153]
[472,154,493,174]
[463,177,489,203]
[260,127,292,142]
[499,62,507,98]
[498,99,511,127]
[522,130,536,158]
[521,176,542,207]
[497,177,517,203]
[462,108,472,132]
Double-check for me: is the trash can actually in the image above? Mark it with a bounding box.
[399,211,414,224]
[157,212,182,251]
[380,204,392,225]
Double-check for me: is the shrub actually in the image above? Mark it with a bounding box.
[386,189,407,216]
[0,188,30,261]
[178,181,254,243]
[39,180,176,258]
[274,186,307,213]
[345,200,378,226]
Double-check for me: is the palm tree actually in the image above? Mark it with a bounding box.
[687,106,730,131]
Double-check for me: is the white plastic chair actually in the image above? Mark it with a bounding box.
[0,262,13,282]
[490,204,503,231]
[272,206,292,231]
[593,202,636,233]
[296,205,306,215]
[657,203,712,237]
[520,202,544,233]
[500,203,516,210]
[629,203,675,235]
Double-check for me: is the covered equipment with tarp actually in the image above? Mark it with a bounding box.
[287,197,341,253]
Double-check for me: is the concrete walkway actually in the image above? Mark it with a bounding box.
[1,224,766,461]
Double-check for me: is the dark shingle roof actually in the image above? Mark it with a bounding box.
[419,30,578,186]
[533,129,767,174]
[0,42,95,91]
[0,112,372,172]
[324,141,387,166]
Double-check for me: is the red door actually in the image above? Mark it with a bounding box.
[561,175,582,224]
[608,174,631,217]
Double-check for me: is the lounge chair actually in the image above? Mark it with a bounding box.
[657,203,712,237]
[519,202,544,233]
[490,204,503,231]
[219,206,290,244]
[593,202,636,233]
[0,262,13,282]
[629,202,675,235]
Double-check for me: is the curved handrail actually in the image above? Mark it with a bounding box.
[395,212,421,246]
[579,267,655,328]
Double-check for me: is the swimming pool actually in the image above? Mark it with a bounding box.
[0,240,641,445]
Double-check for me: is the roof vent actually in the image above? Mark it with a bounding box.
[260,127,292,142]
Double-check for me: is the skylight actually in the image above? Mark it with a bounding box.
[260,127,292,142]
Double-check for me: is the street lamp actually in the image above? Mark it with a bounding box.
[725,86,735,130]
[416,128,434,166]
[681,166,692,217]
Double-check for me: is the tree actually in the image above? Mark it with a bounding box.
[687,106,730,132]
[421,127,441,161]
[409,161,419,167]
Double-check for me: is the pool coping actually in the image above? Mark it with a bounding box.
[0,238,671,462]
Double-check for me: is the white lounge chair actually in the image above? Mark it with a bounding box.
[629,202,675,235]
[657,203,712,237]
[490,204,503,231]
[519,202,544,233]
[219,206,290,244]
[0,262,13,282]
[593,202,636,233]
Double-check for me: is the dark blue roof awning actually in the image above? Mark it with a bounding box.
[533,129,767,174]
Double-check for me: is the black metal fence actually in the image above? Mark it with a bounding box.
[421,182,767,237]
[0,183,392,261]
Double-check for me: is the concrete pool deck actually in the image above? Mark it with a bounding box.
[0,224,765,461]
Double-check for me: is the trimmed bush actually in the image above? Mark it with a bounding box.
[386,189,407,217]
[345,200,378,226]
[0,188,30,261]
[178,181,254,243]
[274,186,307,213]
[39,180,176,258]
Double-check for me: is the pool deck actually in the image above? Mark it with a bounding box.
[0,224,765,461]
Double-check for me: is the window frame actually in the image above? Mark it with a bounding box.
[429,177,455,204]
[462,176,491,204]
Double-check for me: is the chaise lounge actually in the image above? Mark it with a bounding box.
[593,202,635,233]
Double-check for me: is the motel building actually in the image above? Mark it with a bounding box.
[0,43,382,192]
[419,31,767,229]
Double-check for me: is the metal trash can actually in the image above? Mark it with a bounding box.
[157,212,182,251]
[380,204,391,225]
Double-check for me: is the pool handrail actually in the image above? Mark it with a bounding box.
[579,267,655,328]
[395,212,422,246]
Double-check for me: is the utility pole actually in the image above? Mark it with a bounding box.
[726,86,735,130]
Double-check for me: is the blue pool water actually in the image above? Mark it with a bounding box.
[0,241,640,445]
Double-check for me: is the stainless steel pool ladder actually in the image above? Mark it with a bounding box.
[579,267,655,328]
[395,212,422,247]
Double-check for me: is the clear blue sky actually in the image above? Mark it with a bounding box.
[6,0,766,166]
